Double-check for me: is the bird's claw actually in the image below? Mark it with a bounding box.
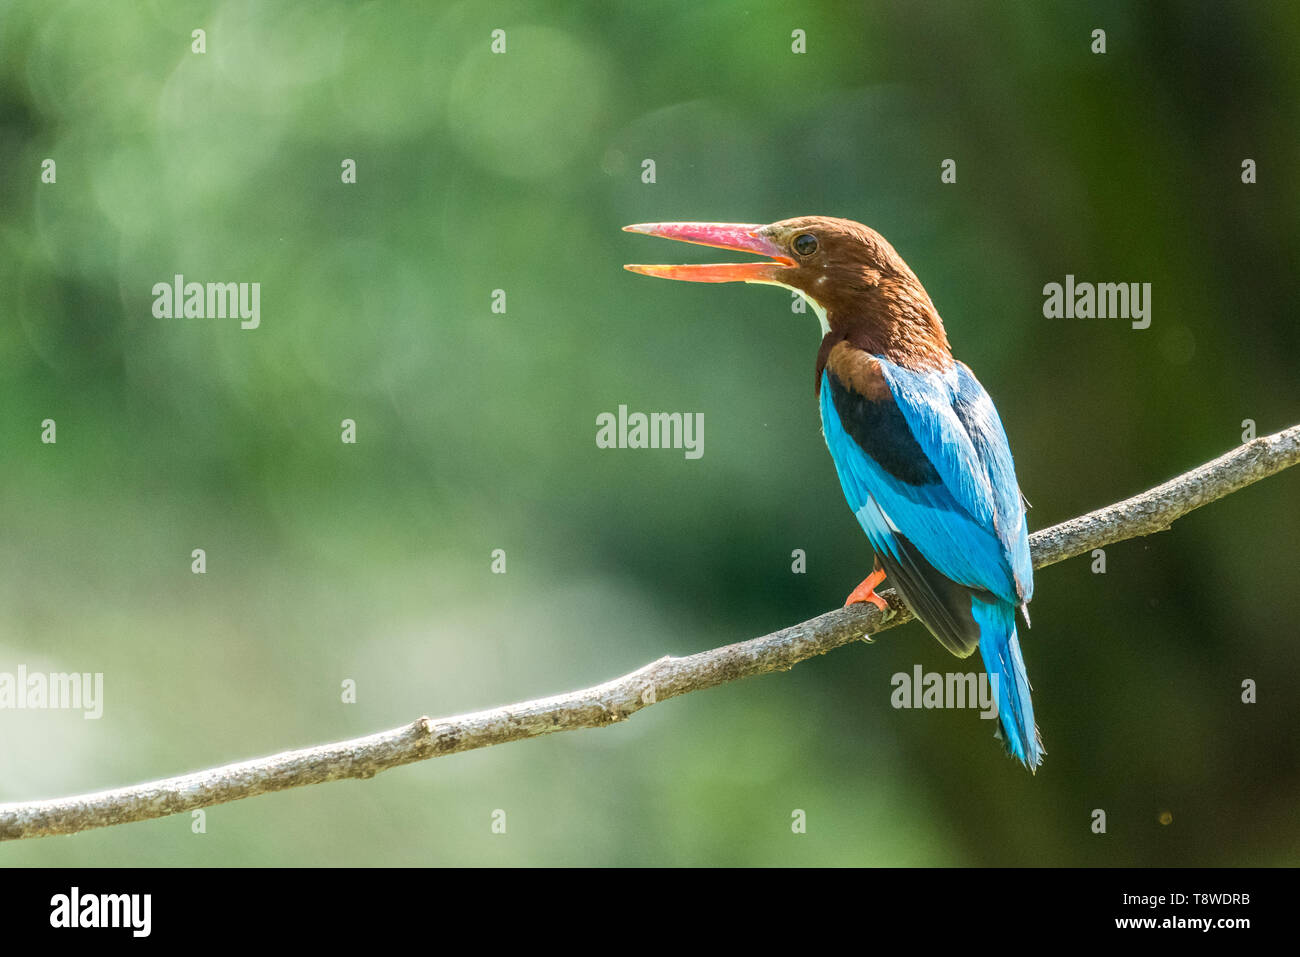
[844,568,890,612]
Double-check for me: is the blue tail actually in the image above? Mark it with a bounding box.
[971,597,1043,770]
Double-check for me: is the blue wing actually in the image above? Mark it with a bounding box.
[888,359,1032,603]
[820,358,1031,601]
[819,356,1032,650]
[819,353,1040,765]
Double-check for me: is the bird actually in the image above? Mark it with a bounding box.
[623,217,1043,770]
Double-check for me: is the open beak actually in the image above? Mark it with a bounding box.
[623,222,794,283]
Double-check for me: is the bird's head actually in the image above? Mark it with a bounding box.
[624,216,951,370]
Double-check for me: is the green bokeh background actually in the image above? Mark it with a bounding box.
[1,0,1297,865]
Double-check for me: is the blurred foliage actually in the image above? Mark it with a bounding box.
[0,0,1297,865]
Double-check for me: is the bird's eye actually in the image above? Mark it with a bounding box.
[793,233,818,257]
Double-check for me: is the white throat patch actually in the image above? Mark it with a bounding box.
[745,279,831,335]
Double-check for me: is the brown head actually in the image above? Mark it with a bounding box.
[624,216,953,374]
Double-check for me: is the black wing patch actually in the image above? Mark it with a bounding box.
[825,369,941,487]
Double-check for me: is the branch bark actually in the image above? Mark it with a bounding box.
[3,424,1297,842]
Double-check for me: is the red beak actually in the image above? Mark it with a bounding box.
[623,222,794,283]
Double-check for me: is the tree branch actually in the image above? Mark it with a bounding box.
[3,424,1297,842]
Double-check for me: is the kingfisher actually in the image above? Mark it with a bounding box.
[624,217,1043,770]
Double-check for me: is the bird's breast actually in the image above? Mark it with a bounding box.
[823,339,890,399]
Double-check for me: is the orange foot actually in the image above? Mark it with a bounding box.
[844,568,890,612]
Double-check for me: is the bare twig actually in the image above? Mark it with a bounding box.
[2,424,1297,842]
